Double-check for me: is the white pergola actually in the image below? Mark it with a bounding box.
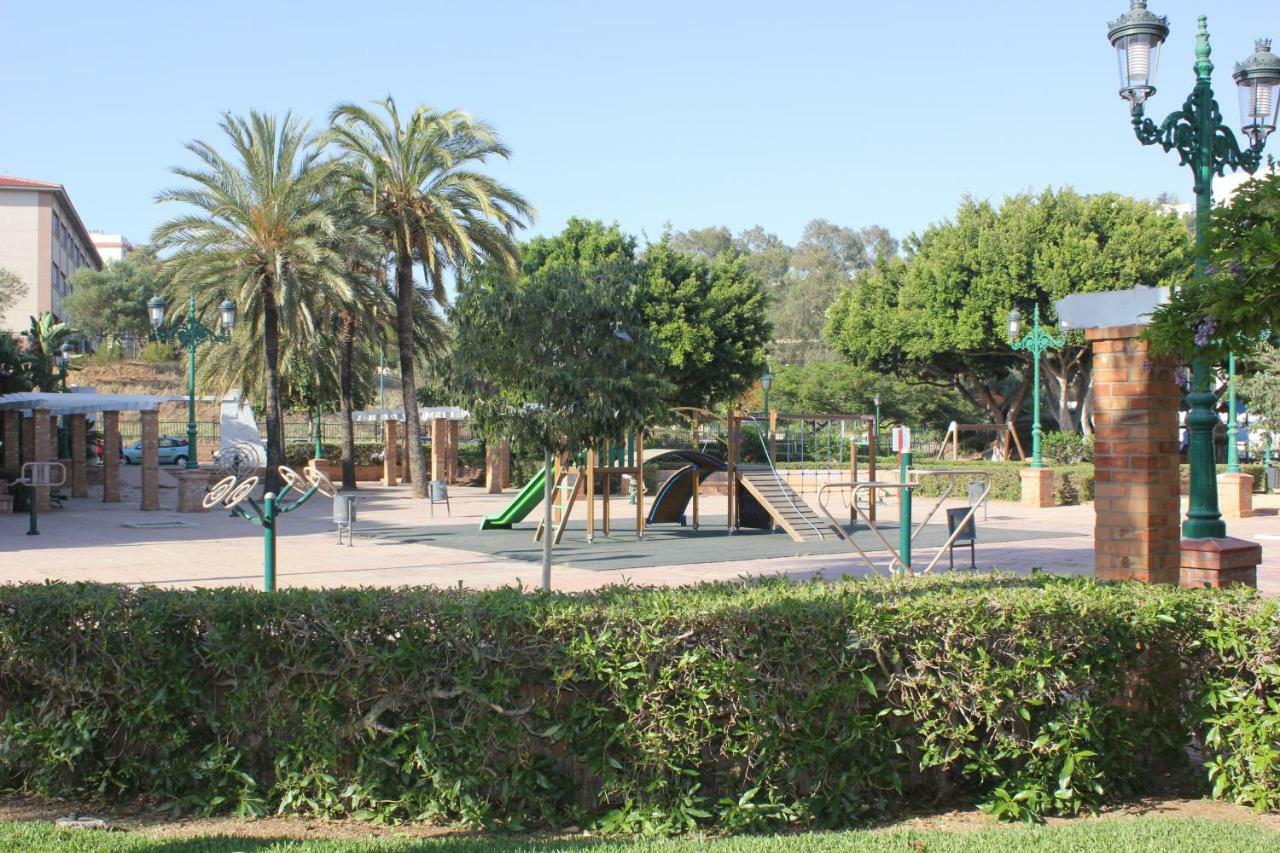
[1,392,187,511]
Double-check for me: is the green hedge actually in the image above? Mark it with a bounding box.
[0,576,1276,830]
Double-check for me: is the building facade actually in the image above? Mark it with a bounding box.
[90,232,133,264]
[0,175,103,332]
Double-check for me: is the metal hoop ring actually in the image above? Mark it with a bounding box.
[304,465,337,498]
[225,475,259,509]
[203,476,237,509]
[277,466,309,494]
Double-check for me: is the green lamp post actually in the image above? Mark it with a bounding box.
[149,291,237,470]
[1106,2,1279,538]
[760,369,772,422]
[1007,306,1064,469]
[873,394,881,456]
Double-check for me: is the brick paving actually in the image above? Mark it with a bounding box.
[0,469,1275,594]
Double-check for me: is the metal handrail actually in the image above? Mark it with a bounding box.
[742,414,826,540]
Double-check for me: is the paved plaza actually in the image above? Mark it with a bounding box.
[2,467,1276,594]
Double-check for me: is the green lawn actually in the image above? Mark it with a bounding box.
[2,816,1277,852]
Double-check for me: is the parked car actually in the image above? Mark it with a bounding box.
[121,436,190,466]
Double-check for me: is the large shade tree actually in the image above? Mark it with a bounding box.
[329,97,533,497]
[155,112,353,490]
[63,249,163,349]
[826,188,1192,436]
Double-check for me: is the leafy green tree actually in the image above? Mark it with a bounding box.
[0,267,27,321]
[769,360,970,428]
[0,332,34,393]
[330,97,533,498]
[62,249,161,347]
[827,188,1192,436]
[155,112,352,491]
[21,312,78,390]
[1238,344,1280,448]
[1148,170,1280,364]
[639,239,770,409]
[452,261,668,588]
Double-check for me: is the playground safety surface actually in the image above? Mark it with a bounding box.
[355,521,1084,573]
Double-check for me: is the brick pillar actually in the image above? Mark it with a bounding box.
[140,409,160,510]
[499,440,511,488]
[381,419,399,486]
[69,413,87,497]
[20,416,33,464]
[1180,538,1261,588]
[1216,473,1254,518]
[400,419,411,482]
[1019,467,1055,508]
[447,421,461,482]
[31,407,52,511]
[1086,325,1181,584]
[2,410,18,470]
[430,418,448,482]
[102,411,122,502]
[485,443,503,494]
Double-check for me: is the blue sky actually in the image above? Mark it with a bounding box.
[2,1,1275,249]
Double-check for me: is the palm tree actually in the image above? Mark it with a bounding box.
[329,97,533,497]
[154,112,352,491]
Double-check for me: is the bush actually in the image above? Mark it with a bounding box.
[1041,431,1094,464]
[0,576,1275,830]
[89,343,124,364]
[139,341,177,363]
[285,442,397,468]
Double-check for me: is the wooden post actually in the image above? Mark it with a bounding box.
[868,420,877,525]
[768,409,777,465]
[635,431,645,540]
[586,448,596,542]
[850,437,858,525]
[726,411,738,531]
[691,459,700,530]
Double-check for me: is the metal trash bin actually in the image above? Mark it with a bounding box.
[429,480,450,516]
[1268,466,1280,492]
[333,494,358,546]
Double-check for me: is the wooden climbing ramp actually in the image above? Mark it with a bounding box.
[735,464,840,542]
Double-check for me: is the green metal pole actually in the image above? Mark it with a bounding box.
[263,492,277,592]
[313,408,323,461]
[379,344,386,411]
[1030,316,1043,469]
[898,450,911,571]
[26,489,38,536]
[186,291,199,470]
[1225,351,1240,473]
[1182,20,1226,539]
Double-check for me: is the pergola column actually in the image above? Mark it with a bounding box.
[430,418,448,483]
[485,442,504,494]
[32,407,52,511]
[20,416,33,464]
[1,410,17,470]
[140,409,160,511]
[499,440,511,488]
[400,419,411,482]
[69,413,87,497]
[447,420,461,482]
[102,411,122,502]
[381,419,399,487]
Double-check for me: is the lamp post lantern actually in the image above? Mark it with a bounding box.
[1106,3,1277,538]
[149,291,236,469]
[1008,306,1064,469]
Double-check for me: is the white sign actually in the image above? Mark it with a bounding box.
[891,427,912,453]
[1054,285,1168,331]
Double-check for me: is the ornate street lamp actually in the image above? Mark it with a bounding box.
[1106,3,1277,538]
[149,291,236,469]
[1007,306,1064,469]
[760,369,772,422]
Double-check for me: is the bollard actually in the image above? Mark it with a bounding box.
[26,488,38,536]
[263,492,277,592]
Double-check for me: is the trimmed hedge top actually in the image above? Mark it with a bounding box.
[0,575,1275,832]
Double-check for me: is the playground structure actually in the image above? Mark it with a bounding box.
[937,421,1026,462]
[480,408,884,546]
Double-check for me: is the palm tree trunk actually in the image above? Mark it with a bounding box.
[395,254,428,497]
[339,314,357,491]
[261,285,285,494]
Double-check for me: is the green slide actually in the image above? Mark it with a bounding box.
[479,468,547,530]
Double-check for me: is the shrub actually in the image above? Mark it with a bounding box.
[285,442,398,468]
[139,341,177,363]
[1041,431,1094,464]
[89,343,124,364]
[0,577,1275,830]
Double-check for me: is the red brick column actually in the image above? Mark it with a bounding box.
[32,407,53,511]
[400,419,411,482]
[447,421,461,482]
[1086,325,1181,584]
[485,443,503,494]
[499,440,511,488]
[381,420,399,487]
[20,416,33,464]
[140,409,160,511]
[101,411,122,502]
[69,413,87,497]
[430,418,448,483]
[2,411,18,471]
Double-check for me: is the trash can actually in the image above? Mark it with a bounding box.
[1268,466,1280,493]
[429,480,448,502]
[333,494,358,525]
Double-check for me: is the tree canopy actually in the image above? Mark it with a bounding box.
[0,267,26,321]
[62,249,163,346]
[825,187,1192,433]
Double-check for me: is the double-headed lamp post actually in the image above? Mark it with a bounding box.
[1106,1,1279,538]
[148,291,237,470]
[1007,306,1064,469]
